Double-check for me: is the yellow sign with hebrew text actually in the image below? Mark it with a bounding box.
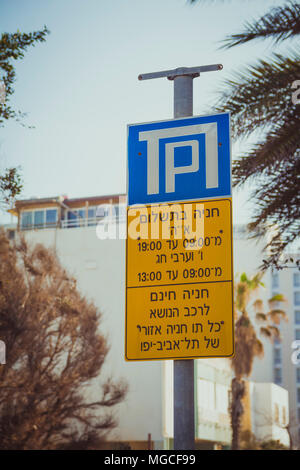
[125,198,234,360]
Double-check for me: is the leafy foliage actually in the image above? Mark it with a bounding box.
[240,430,288,450]
[260,439,288,450]
[0,26,49,126]
[0,167,23,208]
[0,26,49,208]
[0,231,127,449]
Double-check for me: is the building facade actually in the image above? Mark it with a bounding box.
[269,261,300,446]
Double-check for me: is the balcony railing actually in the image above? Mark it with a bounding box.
[20,215,127,231]
[61,215,126,228]
[20,221,59,231]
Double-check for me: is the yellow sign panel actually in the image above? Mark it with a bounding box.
[125,198,234,361]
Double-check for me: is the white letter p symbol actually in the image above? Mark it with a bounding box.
[165,140,199,193]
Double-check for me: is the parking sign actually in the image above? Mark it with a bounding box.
[127,112,231,205]
[126,111,234,361]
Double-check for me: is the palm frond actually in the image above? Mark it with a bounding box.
[260,326,272,339]
[253,299,264,312]
[268,325,281,340]
[215,51,300,139]
[268,309,288,325]
[246,155,300,263]
[233,118,300,186]
[269,294,287,303]
[240,272,249,283]
[255,312,267,322]
[249,273,265,289]
[221,1,300,48]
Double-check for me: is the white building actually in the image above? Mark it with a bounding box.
[163,358,232,449]
[269,260,300,447]
[248,382,289,447]
[2,194,293,449]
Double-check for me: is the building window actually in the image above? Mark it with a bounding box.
[296,369,300,384]
[46,209,57,226]
[216,383,229,414]
[67,209,85,228]
[20,208,58,230]
[94,204,126,222]
[274,337,281,346]
[34,210,44,228]
[297,388,300,404]
[88,206,106,226]
[294,273,300,288]
[274,368,282,385]
[113,204,126,222]
[295,292,300,306]
[298,408,300,423]
[96,205,110,219]
[88,207,96,218]
[197,378,215,411]
[272,272,279,289]
[274,348,281,365]
[295,311,300,325]
[21,211,33,229]
[87,207,96,226]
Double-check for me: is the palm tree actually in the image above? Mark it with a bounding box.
[189,1,300,269]
[230,272,287,450]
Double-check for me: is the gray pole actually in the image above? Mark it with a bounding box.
[173,75,194,118]
[138,63,223,451]
[171,74,195,450]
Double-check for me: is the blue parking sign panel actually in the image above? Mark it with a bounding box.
[127,112,231,205]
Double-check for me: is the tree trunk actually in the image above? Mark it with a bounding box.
[285,424,293,450]
[230,377,246,450]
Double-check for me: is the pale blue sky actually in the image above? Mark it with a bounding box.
[0,0,285,224]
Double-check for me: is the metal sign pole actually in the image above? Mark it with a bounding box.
[138,64,223,450]
[171,73,195,451]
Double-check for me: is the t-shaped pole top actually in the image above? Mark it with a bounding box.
[138,63,223,118]
[138,63,223,81]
